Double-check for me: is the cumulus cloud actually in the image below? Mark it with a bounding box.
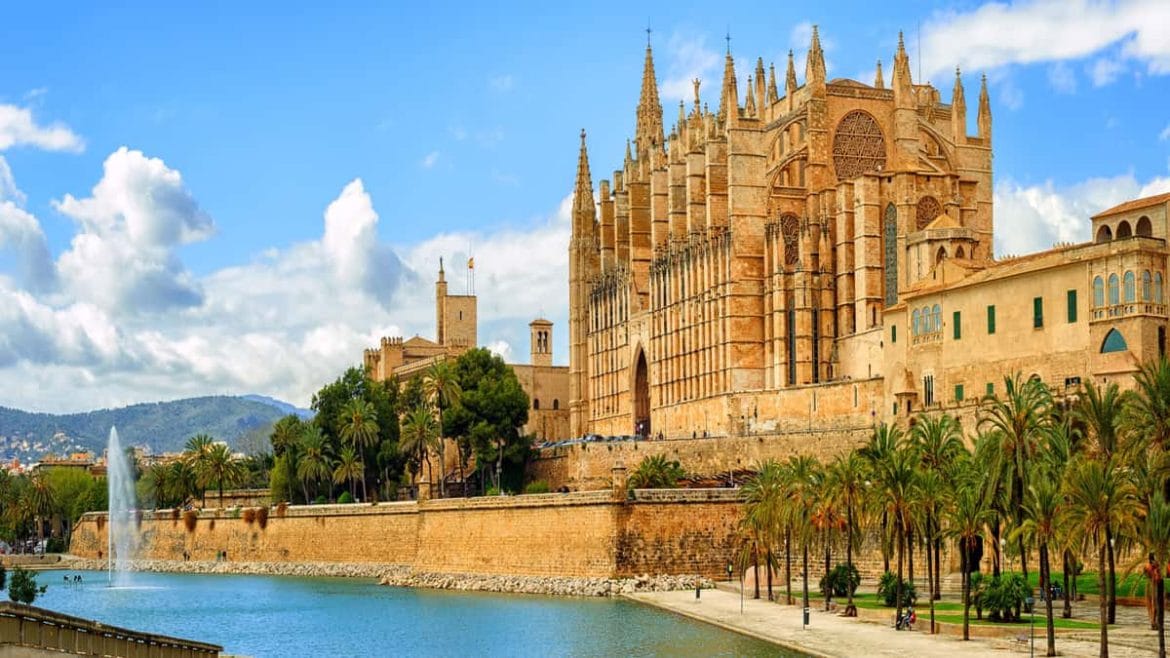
[920,0,1170,82]
[659,31,721,103]
[1047,62,1077,93]
[1159,124,1170,141]
[53,148,212,313]
[994,173,1170,256]
[0,104,84,152]
[421,151,440,168]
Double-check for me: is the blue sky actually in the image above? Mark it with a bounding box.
[0,0,1168,412]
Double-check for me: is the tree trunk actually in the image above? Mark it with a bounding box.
[1099,543,1110,658]
[962,539,971,641]
[437,407,446,498]
[934,532,942,601]
[896,520,905,628]
[992,517,1001,577]
[907,526,915,587]
[823,529,831,611]
[926,527,935,634]
[1041,542,1055,656]
[846,505,855,611]
[1157,572,1165,658]
[882,510,890,573]
[802,540,810,624]
[785,527,793,605]
[1106,524,1117,625]
[1063,550,1073,619]
[1019,533,1029,582]
[753,545,760,600]
[767,551,774,602]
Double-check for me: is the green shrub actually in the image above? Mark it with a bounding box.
[523,481,550,494]
[313,495,328,505]
[876,571,916,607]
[9,567,42,605]
[978,574,1031,622]
[338,492,354,504]
[819,563,860,598]
[485,486,501,496]
[45,537,65,554]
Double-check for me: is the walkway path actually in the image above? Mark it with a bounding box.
[627,588,1157,657]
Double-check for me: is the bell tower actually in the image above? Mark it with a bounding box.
[530,318,553,367]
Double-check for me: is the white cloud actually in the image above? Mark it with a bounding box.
[53,148,212,313]
[489,74,514,92]
[659,31,721,103]
[994,172,1170,256]
[421,151,440,168]
[0,156,25,205]
[1088,56,1125,87]
[1047,62,1077,93]
[0,104,83,152]
[920,0,1170,81]
[1160,124,1170,141]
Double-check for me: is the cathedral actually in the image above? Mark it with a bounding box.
[567,27,1169,442]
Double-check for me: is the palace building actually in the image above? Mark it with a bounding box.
[363,260,570,442]
[566,27,1169,442]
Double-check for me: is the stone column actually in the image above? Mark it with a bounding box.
[611,462,628,501]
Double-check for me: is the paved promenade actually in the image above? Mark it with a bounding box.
[628,588,1158,657]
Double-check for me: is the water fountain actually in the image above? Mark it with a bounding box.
[106,427,138,587]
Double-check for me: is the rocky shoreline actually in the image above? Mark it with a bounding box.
[59,557,711,597]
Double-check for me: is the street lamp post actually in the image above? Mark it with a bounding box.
[1026,595,1035,658]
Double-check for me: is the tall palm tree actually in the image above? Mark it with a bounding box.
[1133,492,1170,658]
[945,462,995,641]
[332,447,365,501]
[1126,357,1170,451]
[980,373,1052,581]
[1014,478,1062,656]
[400,407,439,497]
[872,441,919,628]
[197,443,245,504]
[184,434,215,505]
[1079,380,1128,623]
[785,455,822,621]
[742,460,786,602]
[913,467,947,634]
[826,452,867,615]
[910,412,963,601]
[338,398,378,502]
[25,471,56,544]
[1042,416,1080,619]
[296,426,333,502]
[860,423,902,574]
[424,360,462,498]
[166,459,198,508]
[1063,456,1140,658]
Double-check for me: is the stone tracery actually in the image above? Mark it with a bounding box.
[832,111,887,180]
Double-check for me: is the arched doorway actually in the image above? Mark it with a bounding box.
[633,349,650,437]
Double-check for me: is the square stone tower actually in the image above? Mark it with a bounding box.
[530,318,553,367]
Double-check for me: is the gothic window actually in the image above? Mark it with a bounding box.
[935,246,947,265]
[955,246,966,259]
[1157,272,1164,303]
[534,399,541,410]
[912,309,921,336]
[1137,216,1153,237]
[1101,329,1128,353]
[931,304,941,333]
[553,399,559,410]
[1108,274,1119,305]
[780,214,800,266]
[1124,271,1136,303]
[832,111,887,180]
[1093,276,1104,307]
[916,196,943,230]
[1096,225,1113,243]
[1117,221,1133,239]
[883,204,898,306]
[1144,271,1153,301]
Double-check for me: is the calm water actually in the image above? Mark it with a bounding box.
[36,570,791,657]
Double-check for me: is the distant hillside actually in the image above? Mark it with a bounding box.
[241,394,314,419]
[0,396,309,460]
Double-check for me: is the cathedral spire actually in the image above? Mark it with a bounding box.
[952,67,967,142]
[635,39,665,159]
[744,75,757,118]
[718,49,739,127]
[874,60,885,89]
[754,57,766,111]
[572,130,596,233]
[978,73,992,142]
[892,31,913,105]
[785,49,797,97]
[767,63,779,104]
[677,100,686,140]
[806,25,826,89]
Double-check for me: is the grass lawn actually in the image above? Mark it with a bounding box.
[1010,570,1149,597]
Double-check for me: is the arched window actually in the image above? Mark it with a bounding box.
[533,399,540,410]
[916,196,942,230]
[1101,328,1128,353]
[1093,276,1105,307]
[931,304,941,332]
[780,214,800,267]
[1157,272,1164,303]
[1124,271,1136,302]
[553,399,559,410]
[1096,225,1113,243]
[955,246,966,259]
[1108,273,1120,305]
[935,246,947,265]
[1117,221,1133,239]
[1137,216,1153,237]
[884,204,898,306]
[1143,271,1152,301]
[912,309,920,336]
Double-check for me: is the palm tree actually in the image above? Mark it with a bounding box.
[785,455,821,621]
[424,360,462,498]
[742,460,786,602]
[913,467,947,634]
[627,455,685,489]
[1079,380,1127,623]
[296,426,333,502]
[980,373,1052,581]
[872,441,919,628]
[826,452,867,615]
[1126,357,1170,451]
[332,447,365,501]
[184,434,215,505]
[400,407,439,497]
[25,471,56,544]
[338,398,378,502]
[143,463,172,508]
[166,459,198,508]
[197,443,245,504]
[1133,491,1170,658]
[860,423,901,574]
[945,457,995,641]
[1063,456,1140,658]
[1014,478,1062,656]
[910,412,963,601]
